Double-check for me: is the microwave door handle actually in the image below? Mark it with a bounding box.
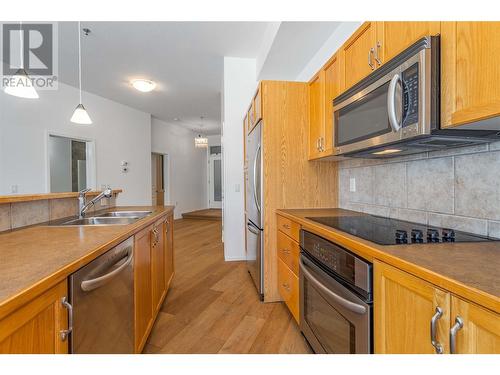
[300,258,367,315]
[387,74,402,132]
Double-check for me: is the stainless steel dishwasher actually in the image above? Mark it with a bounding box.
[69,237,134,353]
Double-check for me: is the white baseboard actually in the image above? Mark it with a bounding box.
[224,255,246,262]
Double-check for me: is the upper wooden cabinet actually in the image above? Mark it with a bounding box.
[441,22,500,127]
[340,22,378,90]
[323,54,340,155]
[374,260,450,354]
[0,281,69,354]
[376,22,440,64]
[308,71,325,160]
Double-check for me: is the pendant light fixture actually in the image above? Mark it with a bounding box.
[4,21,39,99]
[194,116,208,148]
[70,22,92,125]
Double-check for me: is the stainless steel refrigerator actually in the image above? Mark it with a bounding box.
[246,120,263,300]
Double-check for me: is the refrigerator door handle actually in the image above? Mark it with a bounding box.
[247,222,260,235]
[252,143,261,213]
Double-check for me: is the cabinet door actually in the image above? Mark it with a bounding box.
[340,21,378,90]
[441,22,500,127]
[134,226,153,352]
[151,222,166,313]
[323,54,340,154]
[164,215,174,288]
[374,261,450,354]
[450,296,500,354]
[254,87,262,124]
[376,22,440,64]
[308,71,324,160]
[278,258,299,323]
[0,281,68,354]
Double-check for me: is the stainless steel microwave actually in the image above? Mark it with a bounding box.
[332,36,499,158]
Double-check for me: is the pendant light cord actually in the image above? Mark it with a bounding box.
[78,21,82,104]
[19,21,23,69]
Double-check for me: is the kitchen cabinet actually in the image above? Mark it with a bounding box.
[441,21,500,127]
[374,260,450,354]
[134,225,153,352]
[0,281,68,354]
[254,86,262,124]
[308,71,325,160]
[375,260,500,354]
[151,221,166,313]
[164,214,174,289]
[308,54,340,160]
[340,21,378,91]
[450,296,500,354]
[278,258,299,322]
[375,22,440,64]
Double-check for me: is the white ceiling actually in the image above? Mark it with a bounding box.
[56,22,270,134]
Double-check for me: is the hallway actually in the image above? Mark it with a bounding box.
[144,219,311,354]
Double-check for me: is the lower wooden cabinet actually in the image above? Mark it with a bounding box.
[0,281,69,354]
[134,215,175,353]
[375,260,500,354]
[134,225,154,353]
[278,258,299,323]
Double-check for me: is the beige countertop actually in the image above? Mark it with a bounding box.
[0,206,174,319]
[277,208,500,314]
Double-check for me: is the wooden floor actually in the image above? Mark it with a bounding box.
[182,209,222,221]
[143,218,311,354]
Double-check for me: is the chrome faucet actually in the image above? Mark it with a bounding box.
[78,187,113,219]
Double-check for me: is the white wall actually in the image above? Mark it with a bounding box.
[222,57,257,261]
[295,22,362,81]
[151,117,207,219]
[0,82,152,205]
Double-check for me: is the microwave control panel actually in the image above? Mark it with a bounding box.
[402,62,419,127]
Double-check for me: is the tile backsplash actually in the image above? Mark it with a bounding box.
[338,142,500,237]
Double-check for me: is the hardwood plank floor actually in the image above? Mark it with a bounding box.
[181,209,222,221]
[144,218,311,354]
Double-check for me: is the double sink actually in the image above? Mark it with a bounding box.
[53,211,152,226]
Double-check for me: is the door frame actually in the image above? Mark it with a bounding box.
[208,152,222,209]
[151,151,170,206]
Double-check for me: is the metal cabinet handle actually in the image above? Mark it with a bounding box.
[319,137,324,152]
[60,297,73,341]
[282,282,290,291]
[374,41,382,65]
[450,316,464,354]
[430,307,444,354]
[281,248,291,254]
[316,138,320,151]
[368,47,375,70]
[282,223,290,230]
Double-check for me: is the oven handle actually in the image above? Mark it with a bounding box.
[300,258,367,315]
[387,73,402,132]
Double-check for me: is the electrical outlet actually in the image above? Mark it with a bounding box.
[349,177,356,192]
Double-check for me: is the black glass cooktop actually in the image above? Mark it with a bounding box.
[306,215,498,245]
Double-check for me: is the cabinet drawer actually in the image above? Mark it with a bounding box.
[278,259,299,322]
[277,215,300,242]
[277,230,300,275]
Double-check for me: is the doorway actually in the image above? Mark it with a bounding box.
[208,146,222,209]
[151,153,168,206]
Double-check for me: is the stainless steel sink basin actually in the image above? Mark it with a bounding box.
[95,211,152,219]
[58,217,140,226]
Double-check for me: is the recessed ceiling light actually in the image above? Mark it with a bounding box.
[372,149,402,155]
[131,79,156,93]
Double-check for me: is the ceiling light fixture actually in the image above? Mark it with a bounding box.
[131,79,156,93]
[70,22,92,125]
[4,21,39,99]
[194,116,208,148]
[372,149,402,155]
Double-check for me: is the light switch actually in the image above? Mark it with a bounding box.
[235,184,240,192]
[349,177,356,192]
[11,185,18,194]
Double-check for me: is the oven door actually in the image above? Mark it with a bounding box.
[299,254,372,354]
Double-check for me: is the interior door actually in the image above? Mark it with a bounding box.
[209,153,222,209]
